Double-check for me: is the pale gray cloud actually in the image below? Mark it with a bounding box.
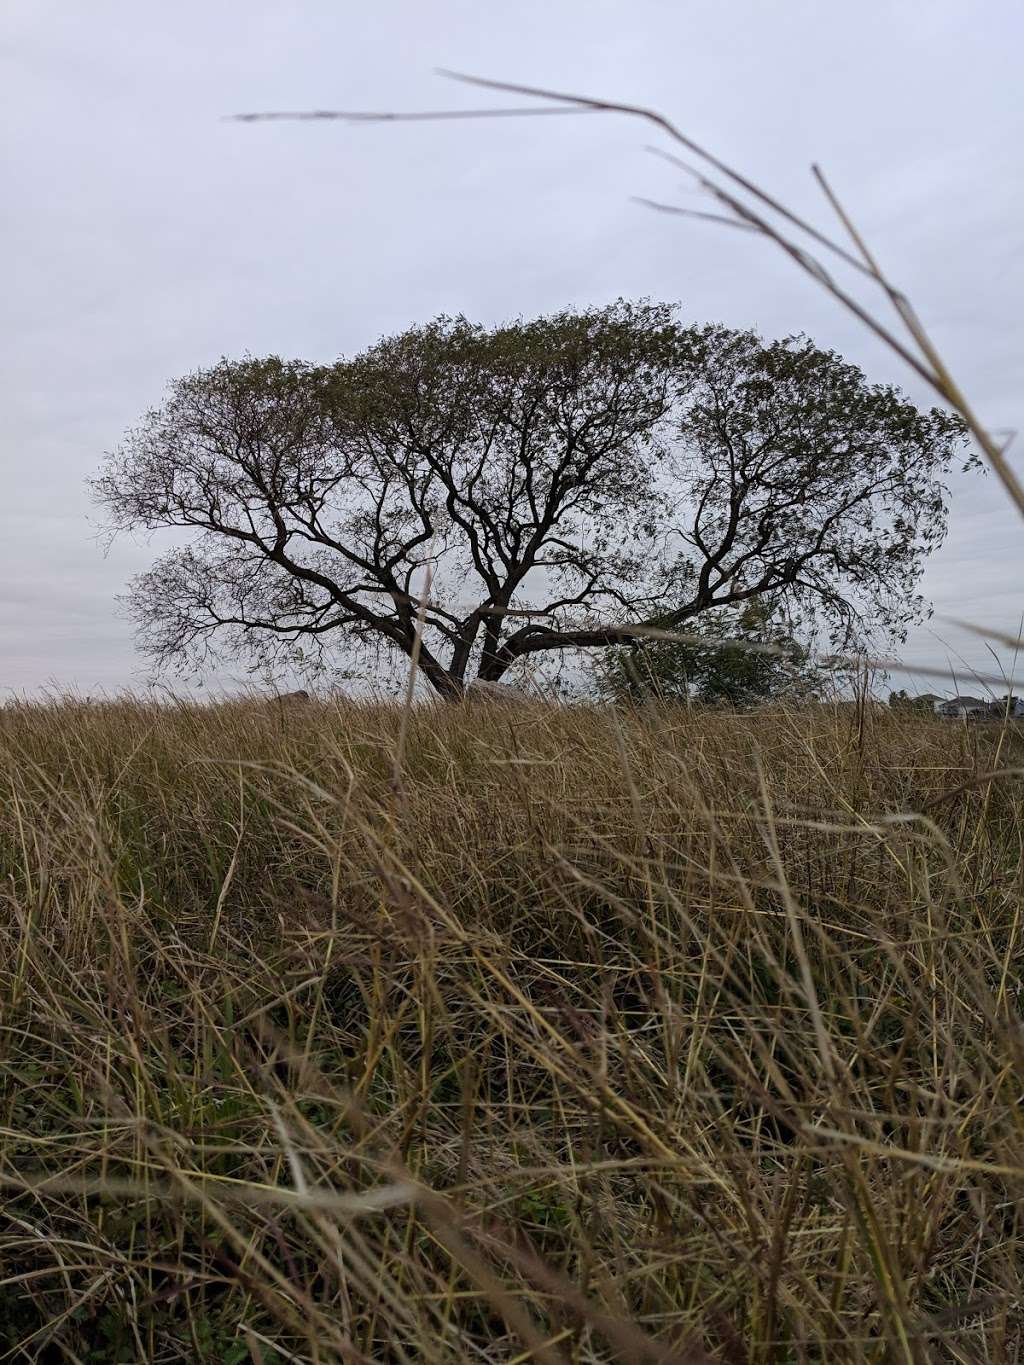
[2,0,1022,696]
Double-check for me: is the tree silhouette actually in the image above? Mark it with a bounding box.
[94,302,966,697]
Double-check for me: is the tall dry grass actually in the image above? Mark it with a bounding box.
[0,695,1021,1361]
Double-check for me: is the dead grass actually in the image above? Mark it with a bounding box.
[0,695,1021,1361]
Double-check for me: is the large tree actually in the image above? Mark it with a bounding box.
[94,302,967,698]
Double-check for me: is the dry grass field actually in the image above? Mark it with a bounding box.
[0,696,1021,1361]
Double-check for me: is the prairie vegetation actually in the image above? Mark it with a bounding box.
[0,695,1021,1361]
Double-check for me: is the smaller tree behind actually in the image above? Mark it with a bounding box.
[595,601,821,707]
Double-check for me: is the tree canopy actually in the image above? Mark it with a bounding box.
[596,601,823,707]
[94,301,968,698]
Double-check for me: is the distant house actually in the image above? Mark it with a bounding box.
[913,693,944,712]
[890,691,1023,720]
[985,695,1024,720]
[889,691,943,714]
[937,695,989,719]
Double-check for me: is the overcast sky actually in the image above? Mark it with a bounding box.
[3,0,1023,698]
